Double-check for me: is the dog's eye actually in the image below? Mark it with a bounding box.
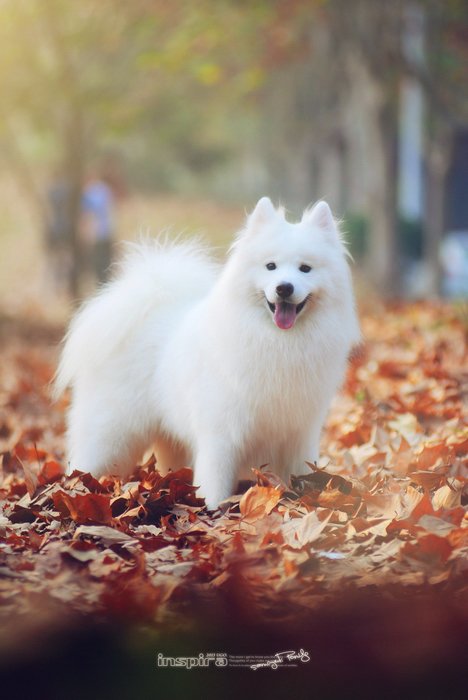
[299,264,312,273]
[265,262,276,271]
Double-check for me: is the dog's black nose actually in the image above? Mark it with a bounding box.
[276,282,294,299]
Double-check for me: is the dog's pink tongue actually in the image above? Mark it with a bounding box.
[274,302,296,330]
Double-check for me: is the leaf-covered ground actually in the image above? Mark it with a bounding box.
[0,304,467,697]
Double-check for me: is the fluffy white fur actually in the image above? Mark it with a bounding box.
[55,198,360,509]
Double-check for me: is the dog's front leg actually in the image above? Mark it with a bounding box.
[280,423,322,483]
[193,440,238,511]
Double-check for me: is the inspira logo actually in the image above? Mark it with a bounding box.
[157,653,228,669]
[157,649,311,670]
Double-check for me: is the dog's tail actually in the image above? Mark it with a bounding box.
[53,238,218,398]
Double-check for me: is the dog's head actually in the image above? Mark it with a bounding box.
[230,197,353,331]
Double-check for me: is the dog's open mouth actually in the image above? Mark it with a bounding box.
[267,298,307,330]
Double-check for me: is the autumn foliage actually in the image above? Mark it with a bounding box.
[0,303,466,690]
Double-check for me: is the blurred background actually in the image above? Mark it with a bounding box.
[0,0,467,321]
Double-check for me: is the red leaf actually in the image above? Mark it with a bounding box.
[39,460,64,485]
[401,534,452,565]
[52,490,112,524]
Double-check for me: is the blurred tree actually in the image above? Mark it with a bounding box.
[331,1,403,297]
[327,0,468,296]
[0,0,137,294]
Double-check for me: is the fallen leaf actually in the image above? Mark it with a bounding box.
[239,486,282,522]
[282,512,331,549]
[52,490,112,524]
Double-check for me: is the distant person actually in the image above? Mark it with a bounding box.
[81,171,115,284]
[45,169,73,295]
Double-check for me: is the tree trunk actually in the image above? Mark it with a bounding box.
[366,101,400,298]
[424,125,453,296]
[41,0,87,300]
[63,111,86,300]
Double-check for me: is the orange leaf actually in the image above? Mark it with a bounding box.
[239,486,282,522]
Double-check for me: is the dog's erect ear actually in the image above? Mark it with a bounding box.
[302,201,336,233]
[248,196,277,229]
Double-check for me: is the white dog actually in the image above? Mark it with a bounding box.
[55,198,360,508]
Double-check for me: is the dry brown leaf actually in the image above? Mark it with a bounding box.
[282,511,331,549]
[432,483,463,510]
[239,485,282,522]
